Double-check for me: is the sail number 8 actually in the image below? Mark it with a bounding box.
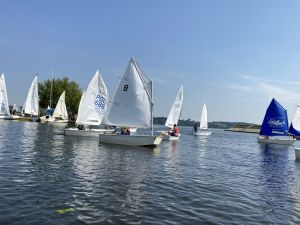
[94,95,106,110]
[123,85,128,91]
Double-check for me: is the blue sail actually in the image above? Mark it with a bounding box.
[289,123,300,136]
[259,98,289,136]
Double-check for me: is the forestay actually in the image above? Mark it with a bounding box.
[165,85,183,128]
[77,70,108,126]
[52,91,68,119]
[103,57,153,128]
[289,103,300,136]
[259,98,289,136]
[24,76,39,116]
[200,103,208,129]
[0,74,11,116]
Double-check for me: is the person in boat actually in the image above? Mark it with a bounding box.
[193,123,198,133]
[169,124,179,137]
[78,124,85,130]
[121,128,130,135]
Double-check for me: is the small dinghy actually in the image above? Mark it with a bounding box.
[193,103,212,136]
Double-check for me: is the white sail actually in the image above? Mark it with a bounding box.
[76,91,85,124]
[103,57,152,128]
[0,74,10,116]
[200,103,208,129]
[291,104,300,131]
[78,70,108,126]
[52,90,68,119]
[24,76,39,116]
[165,85,183,128]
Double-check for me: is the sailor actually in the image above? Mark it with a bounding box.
[193,123,198,133]
[170,124,179,136]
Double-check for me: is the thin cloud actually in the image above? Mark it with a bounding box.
[227,84,253,91]
[241,74,300,85]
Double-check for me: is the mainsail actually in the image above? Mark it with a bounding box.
[0,74,10,116]
[288,103,300,136]
[165,85,184,128]
[76,91,85,124]
[52,90,68,119]
[103,57,153,128]
[200,103,208,129]
[24,76,39,116]
[259,98,289,136]
[77,70,108,125]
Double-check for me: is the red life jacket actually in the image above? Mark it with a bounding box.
[174,127,179,134]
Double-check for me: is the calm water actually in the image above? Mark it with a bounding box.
[0,121,300,225]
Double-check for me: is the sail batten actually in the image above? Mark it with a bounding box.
[259,98,289,136]
[165,85,184,128]
[103,58,152,128]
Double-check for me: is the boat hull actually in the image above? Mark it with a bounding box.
[193,130,212,136]
[295,148,300,161]
[159,131,180,140]
[257,135,296,145]
[65,128,115,137]
[99,134,162,146]
[40,116,68,123]
[0,115,13,120]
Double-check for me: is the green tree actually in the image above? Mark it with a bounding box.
[39,77,82,116]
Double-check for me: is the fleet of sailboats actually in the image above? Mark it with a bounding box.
[193,103,212,136]
[160,85,183,140]
[3,60,300,151]
[99,57,162,146]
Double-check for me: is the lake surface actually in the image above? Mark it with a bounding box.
[0,121,300,225]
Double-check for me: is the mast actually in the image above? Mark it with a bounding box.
[151,81,153,136]
[50,68,53,109]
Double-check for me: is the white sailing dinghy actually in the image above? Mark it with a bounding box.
[64,70,114,136]
[288,103,300,139]
[193,103,212,136]
[160,85,183,140]
[258,98,295,145]
[21,76,39,121]
[41,91,69,123]
[0,74,12,119]
[99,57,162,146]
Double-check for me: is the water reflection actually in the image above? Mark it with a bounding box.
[259,144,292,220]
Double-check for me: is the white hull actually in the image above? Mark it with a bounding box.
[295,148,300,161]
[129,127,137,133]
[159,131,180,140]
[0,114,13,120]
[64,128,115,137]
[99,134,162,146]
[40,115,68,123]
[257,135,296,145]
[193,130,212,136]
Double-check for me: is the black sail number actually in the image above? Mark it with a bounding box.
[123,85,129,91]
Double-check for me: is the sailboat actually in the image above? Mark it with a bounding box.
[258,98,295,145]
[64,70,114,136]
[288,103,300,139]
[193,103,212,136]
[21,75,39,121]
[40,91,69,123]
[0,74,12,119]
[99,57,162,146]
[160,85,183,140]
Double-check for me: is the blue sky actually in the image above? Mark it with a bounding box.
[1,0,300,123]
